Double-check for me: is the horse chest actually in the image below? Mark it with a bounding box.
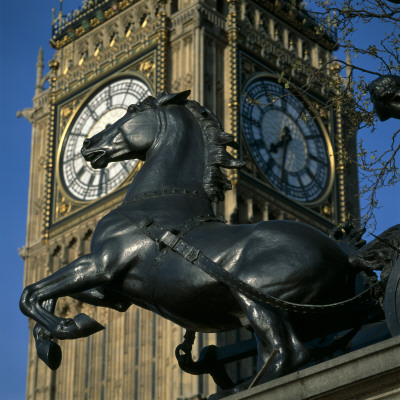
[120,243,162,307]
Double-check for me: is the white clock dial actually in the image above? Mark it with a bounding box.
[60,77,151,201]
[241,77,332,203]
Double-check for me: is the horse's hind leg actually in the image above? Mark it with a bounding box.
[233,293,309,384]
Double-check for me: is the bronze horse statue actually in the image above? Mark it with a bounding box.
[20,90,399,395]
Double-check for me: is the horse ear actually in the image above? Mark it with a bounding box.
[157,90,191,106]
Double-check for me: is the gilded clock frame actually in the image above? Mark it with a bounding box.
[55,72,154,212]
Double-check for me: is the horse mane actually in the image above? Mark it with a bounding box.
[183,100,245,200]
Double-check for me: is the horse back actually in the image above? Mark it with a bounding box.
[184,220,354,304]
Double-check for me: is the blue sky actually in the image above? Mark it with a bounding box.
[0,1,399,399]
[0,2,84,398]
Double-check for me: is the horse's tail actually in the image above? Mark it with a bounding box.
[348,224,400,285]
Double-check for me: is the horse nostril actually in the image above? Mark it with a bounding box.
[83,138,91,148]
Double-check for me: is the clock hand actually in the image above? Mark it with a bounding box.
[280,127,292,185]
[281,138,289,183]
[269,126,292,154]
[269,130,285,153]
[269,141,280,153]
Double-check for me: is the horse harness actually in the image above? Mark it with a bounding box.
[117,208,384,315]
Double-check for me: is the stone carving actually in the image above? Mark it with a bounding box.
[20,91,400,398]
[138,59,155,78]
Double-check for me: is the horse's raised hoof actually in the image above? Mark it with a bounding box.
[36,339,62,370]
[74,313,105,336]
[52,313,105,340]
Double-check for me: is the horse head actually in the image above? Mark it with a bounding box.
[81,90,192,168]
[81,89,245,201]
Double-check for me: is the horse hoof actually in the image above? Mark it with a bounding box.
[73,313,105,337]
[36,339,62,370]
[52,314,104,340]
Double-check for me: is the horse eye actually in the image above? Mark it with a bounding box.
[128,105,138,113]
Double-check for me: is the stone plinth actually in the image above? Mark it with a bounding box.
[227,336,400,400]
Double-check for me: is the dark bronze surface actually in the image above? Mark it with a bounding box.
[20,91,400,396]
[384,258,400,336]
[368,75,400,121]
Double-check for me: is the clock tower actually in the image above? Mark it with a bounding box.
[22,0,359,399]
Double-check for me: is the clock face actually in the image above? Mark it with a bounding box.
[59,77,152,201]
[241,78,332,203]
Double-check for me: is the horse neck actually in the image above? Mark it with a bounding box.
[123,107,213,217]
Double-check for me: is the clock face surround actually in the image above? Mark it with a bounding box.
[241,77,333,204]
[59,77,152,201]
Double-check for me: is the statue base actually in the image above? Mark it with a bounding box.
[224,335,400,400]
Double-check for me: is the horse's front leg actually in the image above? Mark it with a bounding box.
[20,254,107,340]
[32,286,133,370]
[32,286,132,370]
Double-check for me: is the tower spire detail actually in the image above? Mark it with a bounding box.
[35,47,44,96]
[345,50,353,86]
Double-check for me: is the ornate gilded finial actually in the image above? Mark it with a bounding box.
[48,58,60,72]
[48,57,60,85]
[52,0,64,26]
